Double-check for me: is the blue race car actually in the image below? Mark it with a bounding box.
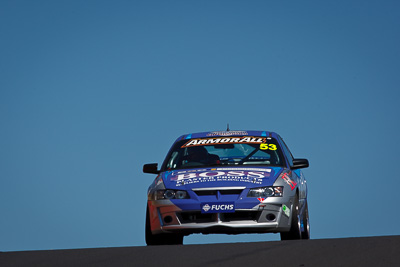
[143,130,310,245]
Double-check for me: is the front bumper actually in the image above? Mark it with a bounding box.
[148,199,294,235]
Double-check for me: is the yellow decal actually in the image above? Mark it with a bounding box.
[260,143,277,151]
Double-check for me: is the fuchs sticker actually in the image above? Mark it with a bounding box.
[182,136,266,147]
[201,202,235,213]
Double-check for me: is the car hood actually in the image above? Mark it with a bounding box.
[161,166,283,190]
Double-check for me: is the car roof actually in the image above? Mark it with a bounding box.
[174,130,280,143]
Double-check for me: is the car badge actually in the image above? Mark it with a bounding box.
[202,204,211,212]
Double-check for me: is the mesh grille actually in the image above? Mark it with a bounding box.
[178,211,259,224]
[194,189,243,196]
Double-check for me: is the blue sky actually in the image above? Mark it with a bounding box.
[1,0,399,251]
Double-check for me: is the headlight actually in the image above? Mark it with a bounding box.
[247,186,283,197]
[155,190,190,200]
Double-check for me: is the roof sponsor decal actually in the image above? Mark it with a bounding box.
[182,136,266,147]
[206,131,249,136]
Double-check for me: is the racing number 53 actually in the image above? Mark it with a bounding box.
[260,143,277,150]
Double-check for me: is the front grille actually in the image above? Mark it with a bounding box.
[194,189,243,197]
[195,190,218,196]
[220,189,243,195]
[221,211,259,222]
[179,212,214,223]
[178,210,260,224]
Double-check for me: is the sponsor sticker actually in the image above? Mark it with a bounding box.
[282,205,290,217]
[281,172,297,190]
[207,131,249,136]
[201,202,235,213]
[154,175,163,186]
[170,168,273,186]
[182,136,267,148]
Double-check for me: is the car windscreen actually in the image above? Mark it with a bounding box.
[163,136,286,170]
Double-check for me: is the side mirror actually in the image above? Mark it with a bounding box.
[143,163,159,174]
[292,158,309,170]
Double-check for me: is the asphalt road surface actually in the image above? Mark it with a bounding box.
[1,235,399,267]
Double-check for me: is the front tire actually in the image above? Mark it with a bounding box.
[145,206,183,246]
[301,201,310,239]
[280,194,301,240]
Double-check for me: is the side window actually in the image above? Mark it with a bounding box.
[278,135,294,167]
